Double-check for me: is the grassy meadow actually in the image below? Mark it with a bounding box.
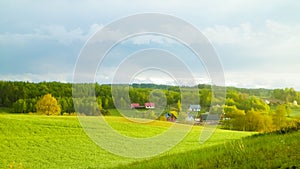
[0,113,254,169]
[290,106,300,118]
[116,131,300,169]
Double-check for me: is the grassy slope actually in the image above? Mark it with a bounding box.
[115,131,300,169]
[0,114,253,169]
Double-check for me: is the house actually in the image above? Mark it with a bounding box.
[189,104,201,112]
[145,102,155,109]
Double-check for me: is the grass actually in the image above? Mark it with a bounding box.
[115,131,300,169]
[0,114,254,169]
[107,108,164,118]
[290,106,300,118]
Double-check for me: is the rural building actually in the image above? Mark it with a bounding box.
[189,104,201,112]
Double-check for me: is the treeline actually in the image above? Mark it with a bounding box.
[0,81,72,107]
[222,88,300,132]
[0,81,218,114]
[0,81,187,114]
[1,81,299,109]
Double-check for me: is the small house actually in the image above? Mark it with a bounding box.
[145,102,155,109]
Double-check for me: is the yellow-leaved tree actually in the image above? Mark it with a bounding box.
[36,94,61,115]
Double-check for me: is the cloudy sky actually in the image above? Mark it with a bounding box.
[1,0,300,90]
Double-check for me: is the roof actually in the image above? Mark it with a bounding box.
[190,105,201,108]
[145,102,155,106]
[131,103,140,107]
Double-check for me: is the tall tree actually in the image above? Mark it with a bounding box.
[36,94,61,115]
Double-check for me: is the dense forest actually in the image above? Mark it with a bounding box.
[1,81,300,132]
[0,81,184,113]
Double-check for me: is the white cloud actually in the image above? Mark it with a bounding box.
[225,71,300,90]
[201,20,300,89]
[129,35,176,45]
[203,20,300,56]
[34,25,85,45]
[0,73,72,83]
[202,20,300,71]
[0,24,103,46]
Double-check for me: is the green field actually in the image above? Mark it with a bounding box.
[290,106,300,118]
[0,114,254,169]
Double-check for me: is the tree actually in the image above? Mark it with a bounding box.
[258,114,273,132]
[36,94,61,115]
[177,100,182,112]
[13,99,27,113]
[244,109,273,132]
[200,89,212,109]
[240,96,269,112]
[285,104,291,117]
[223,105,246,130]
[103,97,109,109]
[97,97,103,111]
[58,97,68,113]
[273,104,287,130]
[244,109,261,131]
[273,88,297,103]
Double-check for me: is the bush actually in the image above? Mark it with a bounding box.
[158,115,167,121]
[275,119,300,134]
[100,109,111,116]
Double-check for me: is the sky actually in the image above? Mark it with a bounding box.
[1,0,300,90]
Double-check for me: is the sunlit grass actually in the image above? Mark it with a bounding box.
[290,106,300,118]
[0,114,254,169]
